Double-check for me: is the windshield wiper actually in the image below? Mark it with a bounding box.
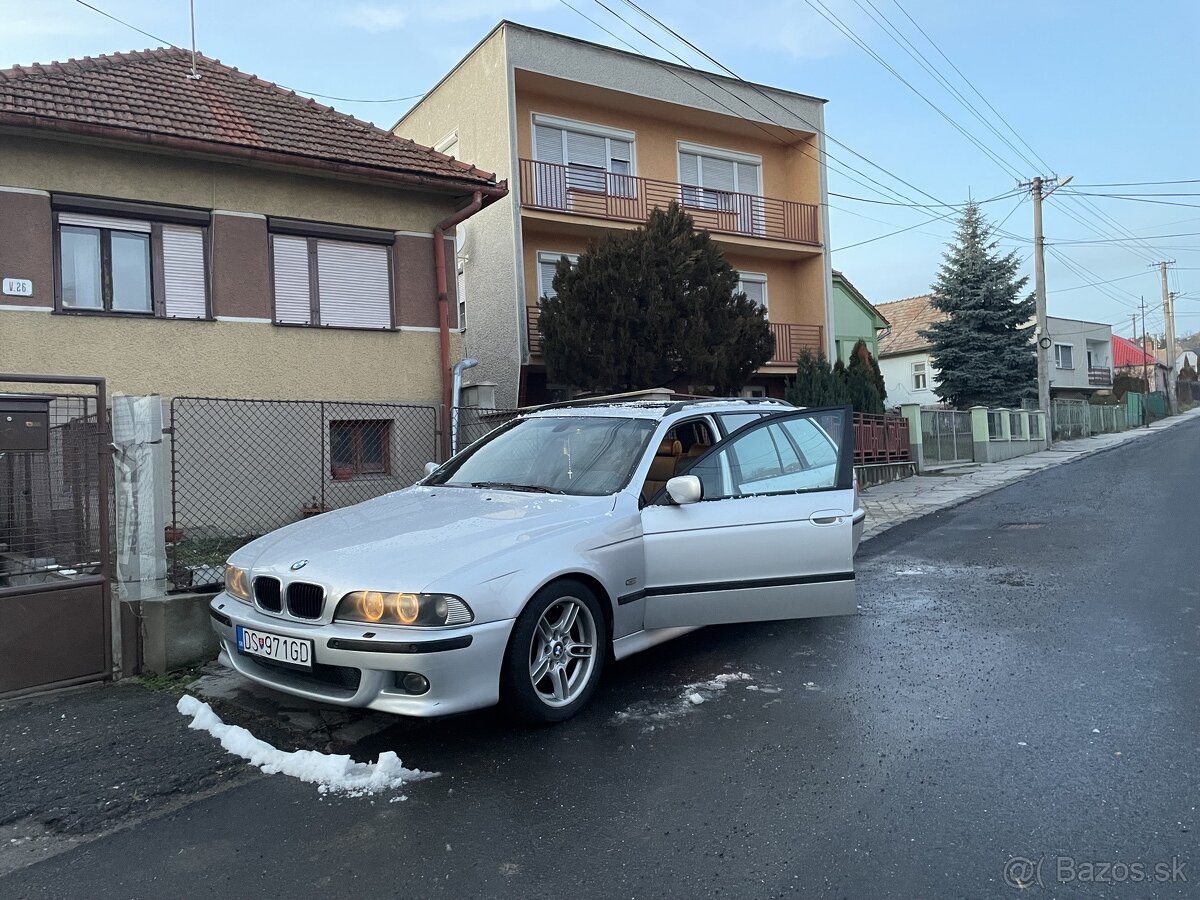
[469,481,566,494]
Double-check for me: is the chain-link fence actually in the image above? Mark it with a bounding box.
[920,408,974,463]
[169,397,438,590]
[454,407,520,453]
[1,394,106,587]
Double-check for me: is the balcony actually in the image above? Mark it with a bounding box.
[527,307,821,367]
[519,159,821,246]
[1088,366,1113,387]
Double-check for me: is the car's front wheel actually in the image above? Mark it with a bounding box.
[502,579,607,724]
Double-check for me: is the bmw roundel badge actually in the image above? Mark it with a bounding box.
[290,560,308,571]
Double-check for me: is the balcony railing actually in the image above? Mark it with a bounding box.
[519,158,821,246]
[1088,366,1113,386]
[527,307,821,368]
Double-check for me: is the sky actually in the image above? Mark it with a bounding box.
[4,0,1198,338]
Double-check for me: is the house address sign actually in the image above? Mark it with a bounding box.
[2,278,33,297]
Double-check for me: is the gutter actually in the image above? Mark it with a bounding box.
[434,186,507,458]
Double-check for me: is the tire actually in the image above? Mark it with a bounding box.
[501,578,608,724]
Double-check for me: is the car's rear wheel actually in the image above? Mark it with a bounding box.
[502,579,606,724]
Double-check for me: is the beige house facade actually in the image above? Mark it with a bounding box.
[0,49,505,406]
[397,21,834,406]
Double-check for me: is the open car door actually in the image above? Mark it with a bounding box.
[640,406,857,629]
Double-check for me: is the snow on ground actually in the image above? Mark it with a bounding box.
[611,672,759,729]
[176,695,434,798]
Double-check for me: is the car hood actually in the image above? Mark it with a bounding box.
[231,486,617,592]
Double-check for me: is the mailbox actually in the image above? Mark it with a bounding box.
[0,397,50,452]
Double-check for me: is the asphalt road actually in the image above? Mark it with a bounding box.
[2,419,1197,899]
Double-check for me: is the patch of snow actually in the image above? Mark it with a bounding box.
[176,695,434,798]
[610,671,756,729]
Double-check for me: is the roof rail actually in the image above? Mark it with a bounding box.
[662,397,793,415]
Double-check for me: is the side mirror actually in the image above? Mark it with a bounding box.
[665,475,702,505]
[423,462,439,477]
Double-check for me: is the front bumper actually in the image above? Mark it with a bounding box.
[208,593,514,717]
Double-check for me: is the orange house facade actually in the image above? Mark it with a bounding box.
[398,21,834,406]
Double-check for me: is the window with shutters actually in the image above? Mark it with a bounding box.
[270,234,392,330]
[532,115,636,207]
[736,272,768,314]
[537,252,580,300]
[678,143,765,235]
[53,208,209,319]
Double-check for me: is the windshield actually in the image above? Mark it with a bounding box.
[430,415,658,496]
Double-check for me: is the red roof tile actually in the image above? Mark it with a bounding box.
[874,294,945,357]
[1112,334,1162,369]
[0,48,498,190]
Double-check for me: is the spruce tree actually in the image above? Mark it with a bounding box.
[920,202,1036,408]
[538,203,774,394]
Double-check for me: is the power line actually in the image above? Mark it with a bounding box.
[1072,179,1200,188]
[70,0,426,104]
[1047,270,1149,293]
[889,0,1053,173]
[1050,231,1200,245]
[797,0,1023,180]
[609,0,959,208]
[828,191,1021,209]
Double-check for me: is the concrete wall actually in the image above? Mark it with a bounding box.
[879,351,939,407]
[393,29,521,408]
[1047,316,1113,392]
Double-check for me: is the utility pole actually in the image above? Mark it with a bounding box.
[1157,260,1178,414]
[1141,296,1150,427]
[1020,174,1071,445]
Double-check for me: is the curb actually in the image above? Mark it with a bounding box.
[860,410,1199,543]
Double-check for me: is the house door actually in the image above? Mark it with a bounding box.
[0,377,113,699]
[640,407,857,628]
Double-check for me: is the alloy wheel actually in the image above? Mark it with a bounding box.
[528,595,597,708]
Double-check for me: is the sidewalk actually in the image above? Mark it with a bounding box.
[860,406,1200,541]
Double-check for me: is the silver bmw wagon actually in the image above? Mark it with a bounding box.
[209,398,865,723]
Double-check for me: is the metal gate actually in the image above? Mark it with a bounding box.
[920,408,974,464]
[0,375,113,698]
[169,397,438,590]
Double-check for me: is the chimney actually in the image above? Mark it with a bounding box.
[1142,336,1156,355]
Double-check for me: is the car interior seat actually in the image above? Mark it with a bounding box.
[642,438,682,501]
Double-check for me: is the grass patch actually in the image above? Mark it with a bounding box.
[172,533,259,569]
[129,665,207,696]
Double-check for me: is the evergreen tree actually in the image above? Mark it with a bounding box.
[786,350,850,408]
[920,202,1036,408]
[1179,359,1197,382]
[538,203,774,394]
[845,339,886,413]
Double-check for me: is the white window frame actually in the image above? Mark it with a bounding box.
[736,271,769,315]
[912,361,928,390]
[1054,342,1074,370]
[532,113,637,178]
[676,141,763,195]
[537,251,580,300]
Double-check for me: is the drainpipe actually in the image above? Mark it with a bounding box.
[450,357,479,455]
[433,189,496,460]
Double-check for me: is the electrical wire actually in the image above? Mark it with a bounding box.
[70,0,426,104]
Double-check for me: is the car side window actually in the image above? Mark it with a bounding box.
[688,412,845,500]
[717,412,766,434]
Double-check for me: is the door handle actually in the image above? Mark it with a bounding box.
[809,512,844,526]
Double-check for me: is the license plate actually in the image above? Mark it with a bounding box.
[236,625,313,670]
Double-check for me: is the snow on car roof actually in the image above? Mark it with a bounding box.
[521,398,793,419]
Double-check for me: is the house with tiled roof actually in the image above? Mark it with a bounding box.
[0,47,506,422]
[1112,334,1168,392]
[831,271,889,363]
[874,294,945,406]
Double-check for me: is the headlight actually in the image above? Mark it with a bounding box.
[225,565,251,603]
[334,591,473,626]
